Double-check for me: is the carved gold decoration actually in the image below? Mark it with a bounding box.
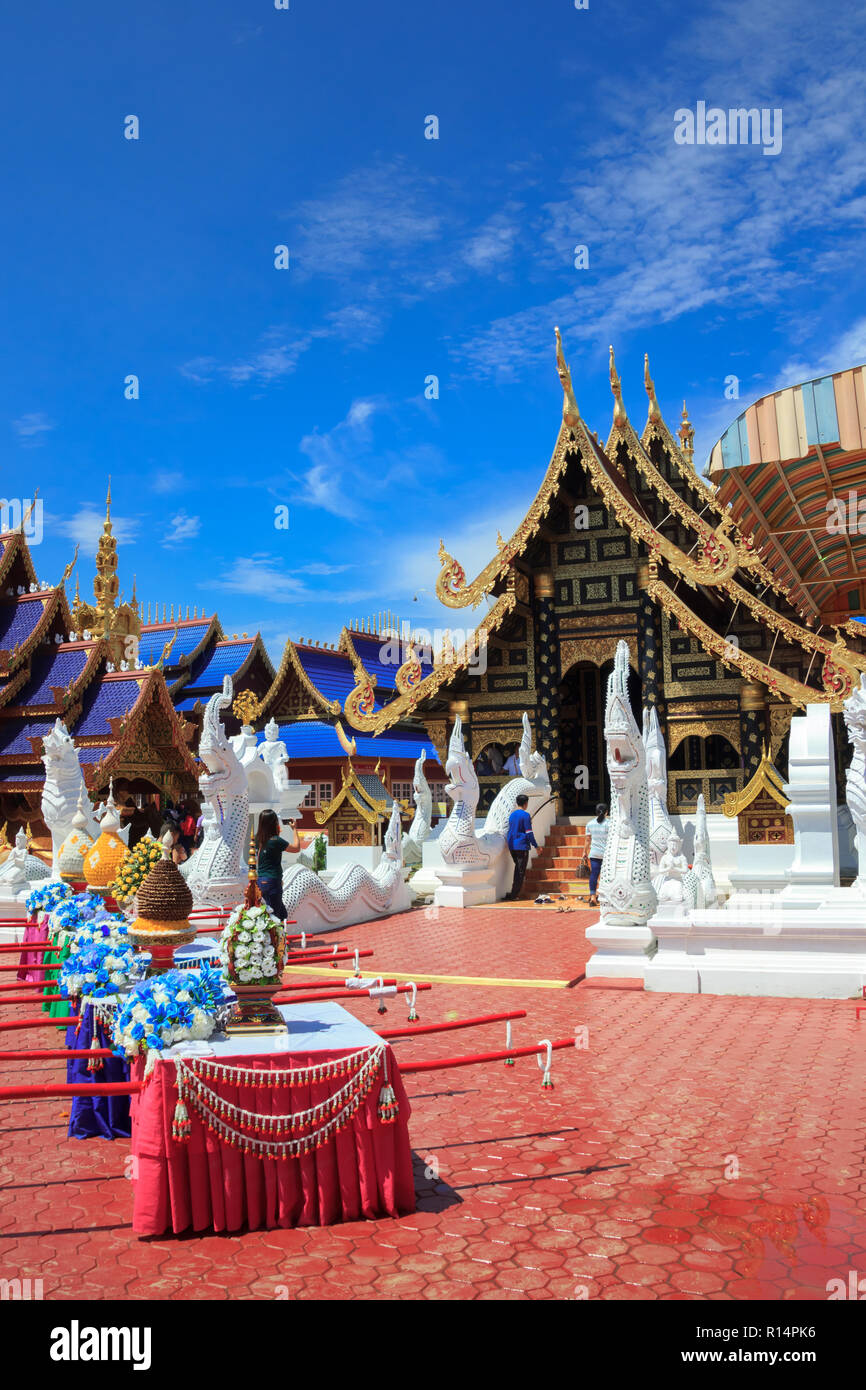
[258,638,343,720]
[421,719,448,768]
[560,634,638,677]
[232,688,261,725]
[394,642,423,696]
[769,704,795,758]
[668,719,742,758]
[344,592,516,734]
[470,724,523,758]
[647,573,847,710]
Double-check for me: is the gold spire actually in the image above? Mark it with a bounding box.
[644,353,661,425]
[609,345,627,428]
[554,326,580,427]
[678,400,695,468]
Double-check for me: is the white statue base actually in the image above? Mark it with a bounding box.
[646,902,866,998]
[433,863,497,908]
[585,916,656,979]
[645,703,866,1000]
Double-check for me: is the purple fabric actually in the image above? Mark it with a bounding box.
[66,1003,131,1140]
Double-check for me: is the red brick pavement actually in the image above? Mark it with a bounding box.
[1,904,865,1300]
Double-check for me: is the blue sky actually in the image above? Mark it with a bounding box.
[3,0,865,661]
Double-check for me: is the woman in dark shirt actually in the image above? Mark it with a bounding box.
[256,809,299,920]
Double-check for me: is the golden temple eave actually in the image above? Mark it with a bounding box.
[257,636,343,721]
[723,749,789,818]
[341,587,517,735]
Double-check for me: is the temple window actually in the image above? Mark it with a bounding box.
[303,782,334,808]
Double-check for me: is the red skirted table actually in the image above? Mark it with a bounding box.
[130,1001,415,1236]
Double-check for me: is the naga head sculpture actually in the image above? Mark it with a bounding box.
[384,799,403,862]
[695,792,709,852]
[42,718,77,772]
[642,705,666,800]
[445,715,477,803]
[412,748,429,801]
[518,712,550,787]
[605,641,645,793]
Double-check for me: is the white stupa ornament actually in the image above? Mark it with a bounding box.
[57,788,96,883]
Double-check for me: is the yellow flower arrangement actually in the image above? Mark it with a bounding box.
[110,835,165,903]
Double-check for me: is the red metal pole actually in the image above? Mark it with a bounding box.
[0,993,64,1006]
[274,983,432,1006]
[0,1016,77,1031]
[0,1048,113,1062]
[377,1010,527,1040]
[0,1081,141,1101]
[399,1035,576,1074]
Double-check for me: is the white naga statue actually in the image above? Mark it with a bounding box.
[402,749,433,867]
[181,676,250,909]
[642,705,673,872]
[843,672,866,895]
[596,642,656,926]
[439,712,550,867]
[41,718,104,880]
[692,793,720,907]
[282,799,411,933]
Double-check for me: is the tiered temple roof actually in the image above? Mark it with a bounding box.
[0,491,273,812]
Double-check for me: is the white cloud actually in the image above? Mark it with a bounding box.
[162,512,201,547]
[55,506,138,549]
[13,412,54,445]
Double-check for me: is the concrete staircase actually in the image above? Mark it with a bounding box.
[522,821,591,901]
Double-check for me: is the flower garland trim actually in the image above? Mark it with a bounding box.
[172,1048,386,1155]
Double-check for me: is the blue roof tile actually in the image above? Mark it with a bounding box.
[15,647,88,708]
[182,640,253,693]
[0,718,55,756]
[138,621,212,666]
[296,647,370,706]
[257,721,443,765]
[0,597,46,650]
[74,678,142,737]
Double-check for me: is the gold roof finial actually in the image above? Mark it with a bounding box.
[104,478,112,531]
[678,399,695,467]
[609,345,627,428]
[644,353,661,424]
[554,326,580,427]
[62,547,79,585]
[496,530,505,552]
[20,489,40,534]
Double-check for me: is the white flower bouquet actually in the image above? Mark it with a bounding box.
[219,904,286,987]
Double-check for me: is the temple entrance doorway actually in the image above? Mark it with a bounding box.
[558,659,641,815]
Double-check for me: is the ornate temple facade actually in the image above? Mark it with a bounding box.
[258,334,866,819]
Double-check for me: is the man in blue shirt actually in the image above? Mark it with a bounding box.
[504,794,538,901]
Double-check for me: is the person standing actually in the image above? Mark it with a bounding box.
[256,809,300,921]
[584,803,609,908]
[504,793,538,901]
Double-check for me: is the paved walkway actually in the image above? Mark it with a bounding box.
[1,904,864,1300]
